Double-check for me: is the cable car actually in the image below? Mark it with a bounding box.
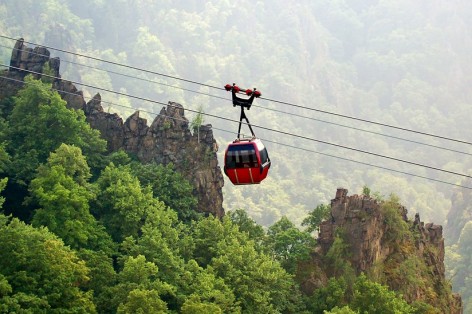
[224,138,270,185]
[223,83,271,185]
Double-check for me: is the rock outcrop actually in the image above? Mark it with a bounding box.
[302,188,462,313]
[1,38,224,217]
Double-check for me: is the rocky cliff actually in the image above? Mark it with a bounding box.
[1,38,224,217]
[300,188,462,313]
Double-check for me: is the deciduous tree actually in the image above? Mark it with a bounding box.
[7,76,105,185]
[30,144,114,253]
[0,214,96,313]
[266,216,316,273]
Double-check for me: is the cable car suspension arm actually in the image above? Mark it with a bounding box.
[225,83,261,140]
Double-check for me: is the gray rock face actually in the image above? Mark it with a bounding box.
[1,39,225,217]
[313,188,462,313]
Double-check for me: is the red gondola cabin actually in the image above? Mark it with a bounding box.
[224,138,271,185]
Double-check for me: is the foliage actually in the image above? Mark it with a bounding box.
[130,162,200,223]
[380,194,410,245]
[107,255,172,313]
[325,306,358,314]
[307,277,348,313]
[0,178,6,209]
[192,216,305,312]
[40,61,55,84]
[0,97,14,118]
[446,221,472,313]
[30,144,114,253]
[0,142,10,173]
[117,289,168,314]
[92,163,159,242]
[351,273,414,314]
[266,216,316,273]
[0,214,96,313]
[120,202,189,289]
[6,76,106,185]
[0,144,9,209]
[302,203,331,233]
[178,261,237,313]
[325,228,354,278]
[227,208,265,249]
[0,1,468,311]
[190,104,205,142]
[77,249,117,313]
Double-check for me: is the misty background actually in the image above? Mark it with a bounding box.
[2,1,472,305]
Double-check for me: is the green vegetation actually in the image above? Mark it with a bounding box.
[2,0,470,310]
[190,105,205,142]
[1,0,465,228]
[0,216,96,313]
[302,204,331,233]
[0,77,450,312]
[306,274,414,314]
[0,79,306,312]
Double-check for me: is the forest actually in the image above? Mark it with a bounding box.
[1,0,472,312]
[0,77,433,313]
[0,75,452,313]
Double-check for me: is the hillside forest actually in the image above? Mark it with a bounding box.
[0,75,459,313]
[1,0,472,312]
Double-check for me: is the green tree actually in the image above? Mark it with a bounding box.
[325,228,354,278]
[307,277,348,313]
[266,216,316,273]
[227,209,265,249]
[351,273,413,314]
[120,199,202,313]
[0,142,9,173]
[30,144,114,253]
[324,306,357,314]
[131,162,199,223]
[190,105,205,142]
[0,214,96,313]
[381,194,410,245]
[181,296,223,314]
[7,76,106,185]
[117,289,168,314]
[40,61,55,84]
[77,249,117,313]
[0,97,14,119]
[448,221,472,312]
[93,163,158,242]
[121,200,190,281]
[107,255,172,313]
[191,216,305,313]
[302,204,331,233]
[0,143,9,210]
[0,177,6,210]
[179,260,238,313]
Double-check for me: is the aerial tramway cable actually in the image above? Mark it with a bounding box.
[1,72,471,190]
[1,63,472,183]
[1,34,472,147]
[0,42,471,157]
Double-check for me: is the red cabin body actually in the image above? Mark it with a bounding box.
[224,138,271,185]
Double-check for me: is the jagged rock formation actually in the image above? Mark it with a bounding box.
[302,188,462,313]
[0,38,224,217]
[84,96,225,217]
